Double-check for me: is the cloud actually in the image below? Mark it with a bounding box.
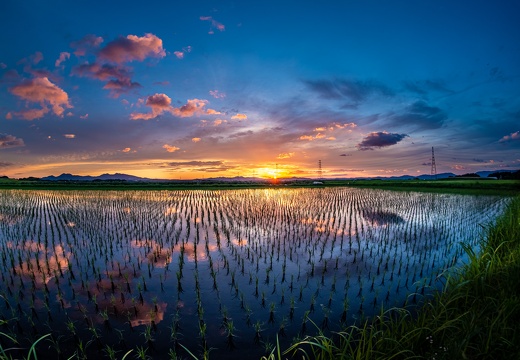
[339,154,351,156]
[391,101,447,130]
[70,34,104,56]
[209,90,226,99]
[63,134,75,139]
[98,33,166,64]
[122,147,131,152]
[214,119,227,126]
[167,160,223,167]
[131,93,173,120]
[200,16,225,34]
[173,51,184,59]
[172,99,210,118]
[305,78,394,105]
[231,113,247,120]
[102,78,141,97]
[499,130,520,143]
[299,135,314,141]
[55,52,70,67]
[0,162,14,167]
[403,79,454,95]
[72,62,140,97]
[80,114,88,119]
[357,131,409,151]
[163,144,180,153]
[277,152,294,159]
[206,109,222,115]
[192,137,201,143]
[0,134,25,149]
[8,77,72,119]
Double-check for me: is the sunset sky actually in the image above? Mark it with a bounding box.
[1,0,519,179]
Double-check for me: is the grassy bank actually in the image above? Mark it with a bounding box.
[279,196,520,360]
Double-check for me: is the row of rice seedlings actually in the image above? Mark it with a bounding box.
[0,188,510,359]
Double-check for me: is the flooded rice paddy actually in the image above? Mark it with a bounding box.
[0,188,510,359]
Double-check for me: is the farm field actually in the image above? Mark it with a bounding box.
[0,188,512,359]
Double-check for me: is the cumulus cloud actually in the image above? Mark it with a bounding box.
[8,77,72,120]
[98,33,166,64]
[214,119,227,126]
[122,147,131,152]
[206,109,222,115]
[499,130,520,143]
[192,137,201,143]
[231,113,247,120]
[70,34,104,56]
[102,78,141,97]
[55,52,70,67]
[173,51,184,59]
[131,93,173,120]
[0,134,25,149]
[163,144,180,153]
[357,131,409,151]
[131,95,213,120]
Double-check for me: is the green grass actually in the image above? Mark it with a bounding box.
[282,196,520,360]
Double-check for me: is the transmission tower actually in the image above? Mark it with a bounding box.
[431,147,437,179]
[318,160,322,179]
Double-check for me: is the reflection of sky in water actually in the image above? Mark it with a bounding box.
[0,189,511,360]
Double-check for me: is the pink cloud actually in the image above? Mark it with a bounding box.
[70,34,104,56]
[200,16,225,34]
[209,90,226,99]
[73,62,140,97]
[63,134,75,139]
[9,77,72,120]
[29,52,43,65]
[231,113,247,120]
[172,99,208,118]
[214,119,227,126]
[499,130,520,143]
[174,51,184,59]
[131,95,211,120]
[192,137,201,143]
[122,147,131,152]
[55,52,70,67]
[206,109,221,115]
[98,33,166,64]
[80,113,88,119]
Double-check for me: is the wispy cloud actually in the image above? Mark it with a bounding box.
[305,78,394,106]
[55,52,70,67]
[499,130,520,143]
[70,34,104,56]
[357,131,408,151]
[391,101,447,130]
[200,16,225,34]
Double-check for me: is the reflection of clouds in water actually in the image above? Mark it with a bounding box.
[7,241,71,285]
[362,210,405,226]
[132,239,172,268]
[232,238,248,246]
[0,212,23,225]
[173,243,215,262]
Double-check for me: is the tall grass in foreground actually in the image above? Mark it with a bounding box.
[282,196,520,360]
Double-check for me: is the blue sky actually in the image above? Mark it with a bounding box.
[1,0,519,179]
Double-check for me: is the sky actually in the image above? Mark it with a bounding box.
[1,0,519,180]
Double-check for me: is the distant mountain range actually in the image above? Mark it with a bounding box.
[38,170,519,182]
[41,173,167,182]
